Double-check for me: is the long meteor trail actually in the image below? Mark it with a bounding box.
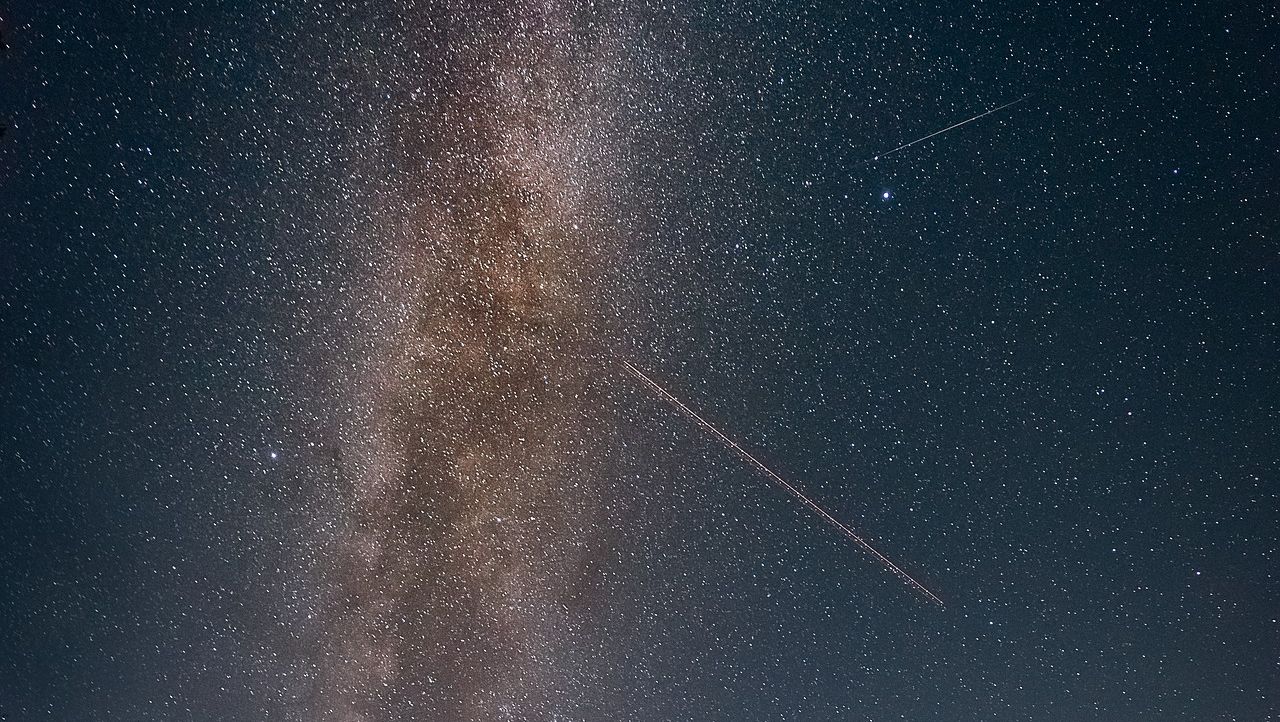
[869,95,1030,162]
[622,360,943,606]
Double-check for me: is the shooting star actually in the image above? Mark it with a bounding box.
[869,95,1030,162]
[623,360,943,606]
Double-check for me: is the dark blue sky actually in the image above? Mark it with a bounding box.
[2,2,1276,720]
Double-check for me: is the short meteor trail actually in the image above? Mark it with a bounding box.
[622,360,943,606]
[868,95,1030,162]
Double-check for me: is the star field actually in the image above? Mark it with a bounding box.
[1,1,1276,720]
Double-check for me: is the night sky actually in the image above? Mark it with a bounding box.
[2,2,1277,720]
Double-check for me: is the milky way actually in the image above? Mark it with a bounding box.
[10,2,1273,721]
[309,3,652,719]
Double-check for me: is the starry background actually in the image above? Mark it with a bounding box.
[1,1,1276,720]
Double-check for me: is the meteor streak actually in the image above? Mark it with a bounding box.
[623,360,943,606]
[868,95,1030,162]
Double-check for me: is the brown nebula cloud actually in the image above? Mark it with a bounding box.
[305,2,655,719]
